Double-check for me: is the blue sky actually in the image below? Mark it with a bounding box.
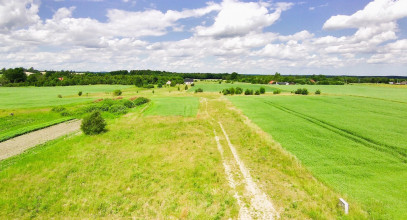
[0,0,406,75]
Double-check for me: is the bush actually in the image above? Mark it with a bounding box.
[60,110,72,116]
[235,87,243,94]
[244,89,253,95]
[222,89,230,95]
[81,111,106,135]
[315,89,321,95]
[259,87,265,94]
[185,85,188,90]
[113,89,122,96]
[133,97,150,106]
[295,88,309,95]
[229,87,235,95]
[273,89,281,94]
[157,83,163,88]
[108,104,128,114]
[57,94,62,98]
[191,83,195,86]
[78,91,82,96]
[122,99,135,108]
[143,84,154,89]
[255,90,260,95]
[52,106,66,112]
[195,88,203,93]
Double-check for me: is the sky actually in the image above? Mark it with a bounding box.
[0,0,407,76]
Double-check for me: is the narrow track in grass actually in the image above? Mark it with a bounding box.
[0,120,81,160]
[264,101,407,162]
[203,98,278,219]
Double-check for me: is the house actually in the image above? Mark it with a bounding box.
[400,81,407,85]
[310,79,316,84]
[276,82,289,85]
[268,80,275,84]
[25,72,35,76]
[184,78,194,85]
[389,82,394,84]
[166,80,171,85]
[58,77,64,81]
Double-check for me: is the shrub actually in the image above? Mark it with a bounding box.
[60,110,72,116]
[52,106,66,113]
[222,89,230,95]
[315,89,321,95]
[122,99,135,108]
[78,91,82,96]
[259,87,266,94]
[191,83,195,86]
[230,87,235,95]
[157,83,162,88]
[113,89,122,96]
[301,88,309,95]
[81,111,106,135]
[143,84,154,89]
[133,97,150,106]
[235,87,243,94]
[255,90,260,95]
[81,104,101,113]
[273,89,281,94]
[185,85,188,90]
[195,88,203,93]
[244,89,253,95]
[108,104,128,114]
[57,94,62,98]
[178,86,180,91]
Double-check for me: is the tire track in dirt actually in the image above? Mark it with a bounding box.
[202,98,278,219]
[0,120,81,160]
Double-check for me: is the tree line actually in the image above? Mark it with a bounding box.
[0,68,405,87]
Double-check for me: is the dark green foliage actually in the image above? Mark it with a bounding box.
[170,81,176,87]
[157,83,162,88]
[235,87,243,94]
[191,83,195,86]
[294,88,309,95]
[121,100,135,108]
[143,84,154,89]
[109,104,128,114]
[195,88,203,93]
[259,87,265,94]
[244,89,254,95]
[273,89,281,94]
[78,91,82,96]
[51,106,66,112]
[133,97,150,106]
[57,94,62,98]
[81,111,106,135]
[315,89,321,95]
[255,90,260,95]
[60,110,72,116]
[185,85,188,90]
[3,67,26,83]
[113,90,122,96]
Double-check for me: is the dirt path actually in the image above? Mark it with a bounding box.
[202,98,278,219]
[0,120,81,160]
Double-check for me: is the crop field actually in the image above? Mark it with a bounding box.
[229,91,407,218]
[0,85,132,109]
[189,81,278,93]
[144,97,199,117]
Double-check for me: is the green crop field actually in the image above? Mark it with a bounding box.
[144,97,199,117]
[0,85,132,109]
[189,81,278,93]
[228,92,407,219]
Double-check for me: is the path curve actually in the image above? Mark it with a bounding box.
[0,120,81,160]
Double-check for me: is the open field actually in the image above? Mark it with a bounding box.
[1,82,406,218]
[0,85,132,109]
[189,81,278,93]
[229,93,407,219]
[144,97,199,117]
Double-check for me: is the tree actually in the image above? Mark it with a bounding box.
[259,87,265,94]
[230,72,238,80]
[81,111,106,135]
[3,67,27,83]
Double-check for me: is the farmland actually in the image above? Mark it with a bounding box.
[0,82,406,218]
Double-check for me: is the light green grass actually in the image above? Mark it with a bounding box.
[188,82,278,93]
[228,95,407,219]
[0,111,73,142]
[0,85,132,109]
[0,110,237,218]
[270,84,407,103]
[144,97,199,117]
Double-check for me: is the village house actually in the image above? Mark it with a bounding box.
[184,78,194,85]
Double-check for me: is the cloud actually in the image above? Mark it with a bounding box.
[0,0,40,31]
[194,0,292,38]
[323,0,407,30]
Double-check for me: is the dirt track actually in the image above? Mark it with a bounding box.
[0,120,81,160]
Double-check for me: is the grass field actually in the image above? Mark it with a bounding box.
[144,97,199,117]
[0,85,132,109]
[228,94,407,219]
[189,82,278,93]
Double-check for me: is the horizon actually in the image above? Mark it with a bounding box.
[1,0,407,76]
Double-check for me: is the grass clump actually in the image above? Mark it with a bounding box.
[78,91,82,96]
[51,106,66,113]
[273,89,281,94]
[133,97,150,106]
[80,111,106,135]
[315,89,321,95]
[195,88,203,93]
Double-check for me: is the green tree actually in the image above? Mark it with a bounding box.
[3,67,27,83]
[81,111,106,135]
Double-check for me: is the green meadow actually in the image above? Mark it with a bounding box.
[144,97,199,117]
[228,90,407,219]
[0,85,132,109]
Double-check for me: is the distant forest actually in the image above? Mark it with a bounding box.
[1,67,406,87]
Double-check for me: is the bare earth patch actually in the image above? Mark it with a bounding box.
[0,120,81,160]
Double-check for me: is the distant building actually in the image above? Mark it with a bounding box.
[166,81,171,85]
[58,77,64,81]
[184,78,194,85]
[268,80,275,84]
[25,72,35,76]
[276,82,289,85]
[401,81,407,85]
[389,82,394,84]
